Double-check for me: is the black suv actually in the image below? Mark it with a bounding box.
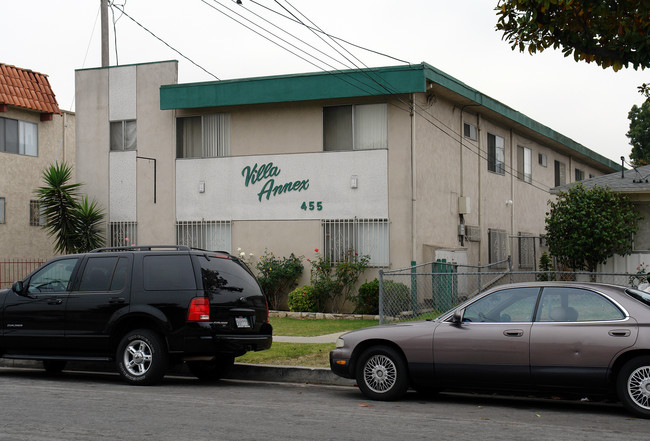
[0,246,272,385]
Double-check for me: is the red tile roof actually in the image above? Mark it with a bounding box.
[0,62,61,115]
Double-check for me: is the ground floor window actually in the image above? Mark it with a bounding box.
[110,221,137,247]
[488,228,508,268]
[29,200,45,226]
[176,220,231,252]
[518,232,535,269]
[322,218,389,267]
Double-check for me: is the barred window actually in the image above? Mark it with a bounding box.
[176,220,232,252]
[110,221,137,247]
[177,114,230,158]
[322,218,389,267]
[29,200,45,226]
[488,228,508,268]
[518,232,535,270]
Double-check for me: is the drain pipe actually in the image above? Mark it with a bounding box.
[410,94,417,263]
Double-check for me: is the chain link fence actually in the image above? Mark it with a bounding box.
[378,258,641,324]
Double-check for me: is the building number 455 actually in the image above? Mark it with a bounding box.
[301,201,323,211]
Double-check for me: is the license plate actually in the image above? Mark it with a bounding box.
[235,317,250,328]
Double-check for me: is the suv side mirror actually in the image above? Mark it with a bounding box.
[12,281,24,295]
[451,308,464,325]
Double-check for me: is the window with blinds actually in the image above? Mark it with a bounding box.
[176,114,231,158]
[323,103,387,151]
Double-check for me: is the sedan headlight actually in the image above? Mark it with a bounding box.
[335,337,345,348]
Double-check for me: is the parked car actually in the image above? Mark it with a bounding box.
[330,281,650,417]
[0,245,272,385]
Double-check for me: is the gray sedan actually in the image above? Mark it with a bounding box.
[330,281,650,418]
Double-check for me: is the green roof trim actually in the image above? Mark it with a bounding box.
[159,62,619,171]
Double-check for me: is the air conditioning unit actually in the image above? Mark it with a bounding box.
[465,225,481,242]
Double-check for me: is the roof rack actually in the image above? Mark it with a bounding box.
[90,245,191,253]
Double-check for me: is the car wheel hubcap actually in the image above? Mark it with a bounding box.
[628,366,650,410]
[124,339,153,376]
[364,354,397,393]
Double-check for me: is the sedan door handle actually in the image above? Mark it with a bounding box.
[504,329,524,337]
[47,298,63,305]
[109,297,126,304]
[609,329,631,337]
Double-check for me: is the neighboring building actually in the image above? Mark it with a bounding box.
[75,60,619,288]
[0,62,75,259]
[554,165,650,274]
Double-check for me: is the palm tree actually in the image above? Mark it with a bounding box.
[36,162,105,254]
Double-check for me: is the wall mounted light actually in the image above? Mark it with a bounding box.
[505,200,513,207]
[199,181,206,193]
[350,175,359,189]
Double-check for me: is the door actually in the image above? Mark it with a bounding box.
[65,255,132,356]
[530,287,637,388]
[434,287,540,387]
[2,257,79,354]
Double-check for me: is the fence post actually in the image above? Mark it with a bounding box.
[411,261,418,317]
[508,256,513,284]
[478,261,482,294]
[378,269,384,325]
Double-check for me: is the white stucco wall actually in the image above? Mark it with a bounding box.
[176,150,388,221]
[109,151,137,221]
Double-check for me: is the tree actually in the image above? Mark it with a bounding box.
[628,86,650,165]
[545,184,640,274]
[36,162,105,254]
[496,0,650,71]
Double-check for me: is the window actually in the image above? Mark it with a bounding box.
[79,257,124,292]
[197,254,260,294]
[463,122,477,141]
[487,133,505,174]
[323,103,387,151]
[463,287,539,322]
[0,197,5,224]
[110,120,137,151]
[589,173,595,179]
[575,168,585,181]
[518,232,535,269]
[488,228,507,267]
[29,200,45,226]
[176,220,232,251]
[554,160,566,186]
[538,153,547,167]
[27,258,79,293]
[322,218,389,267]
[143,255,196,291]
[177,114,230,158]
[1,116,38,156]
[536,287,625,322]
[109,221,137,247]
[517,146,532,183]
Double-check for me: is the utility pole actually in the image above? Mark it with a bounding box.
[101,0,109,67]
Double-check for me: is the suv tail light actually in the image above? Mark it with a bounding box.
[188,297,210,321]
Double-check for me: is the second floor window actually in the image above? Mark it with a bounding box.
[1,116,38,156]
[487,133,505,174]
[554,160,567,186]
[110,120,137,151]
[517,146,532,183]
[177,114,231,158]
[323,103,387,151]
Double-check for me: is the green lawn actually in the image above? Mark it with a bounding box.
[235,316,379,368]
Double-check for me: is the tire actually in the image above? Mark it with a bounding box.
[617,356,650,418]
[355,345,409,401]
[187,356,235,382]
[42,360,67,374]
[116,329,168,385]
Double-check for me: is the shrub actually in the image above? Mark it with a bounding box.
[254,251,304,310]
[356,279,380,314]
[288,285,317,312]
[355,279,411,316]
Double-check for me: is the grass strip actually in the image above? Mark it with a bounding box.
[270,317,378,336]
[236,342,335,368]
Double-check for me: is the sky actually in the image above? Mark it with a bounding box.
[2,0,648,164]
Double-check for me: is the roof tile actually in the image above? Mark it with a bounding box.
[0,62,61,115]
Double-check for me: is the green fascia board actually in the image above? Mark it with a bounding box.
[160,64,426,109]
[159,62,619,171]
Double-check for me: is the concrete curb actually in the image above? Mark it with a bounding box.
[0,358,355,387]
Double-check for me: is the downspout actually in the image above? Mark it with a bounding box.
[410,94,417,263]
[509,128,515,258]
[477,114,482,261]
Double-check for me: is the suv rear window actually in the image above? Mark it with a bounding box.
[198,255,261,294]
[143,255,196,291]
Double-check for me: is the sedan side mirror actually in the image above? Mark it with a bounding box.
[11,281,24,295]
[451,308,464,325]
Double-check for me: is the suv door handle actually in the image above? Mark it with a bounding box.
[47,298,63,305]
[504,329,524,337]
[109,297,126,304]
[609,329,631,337]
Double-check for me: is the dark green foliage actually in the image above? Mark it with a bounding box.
[288,285,317,312]
[496,0,650,71]
[536,252,556,281]
[355,278,411,315]
[545,184,641,273]
[627,99,650,166]
[36,162,105,254]
[254,251,304,310]
[356,279,380,314]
